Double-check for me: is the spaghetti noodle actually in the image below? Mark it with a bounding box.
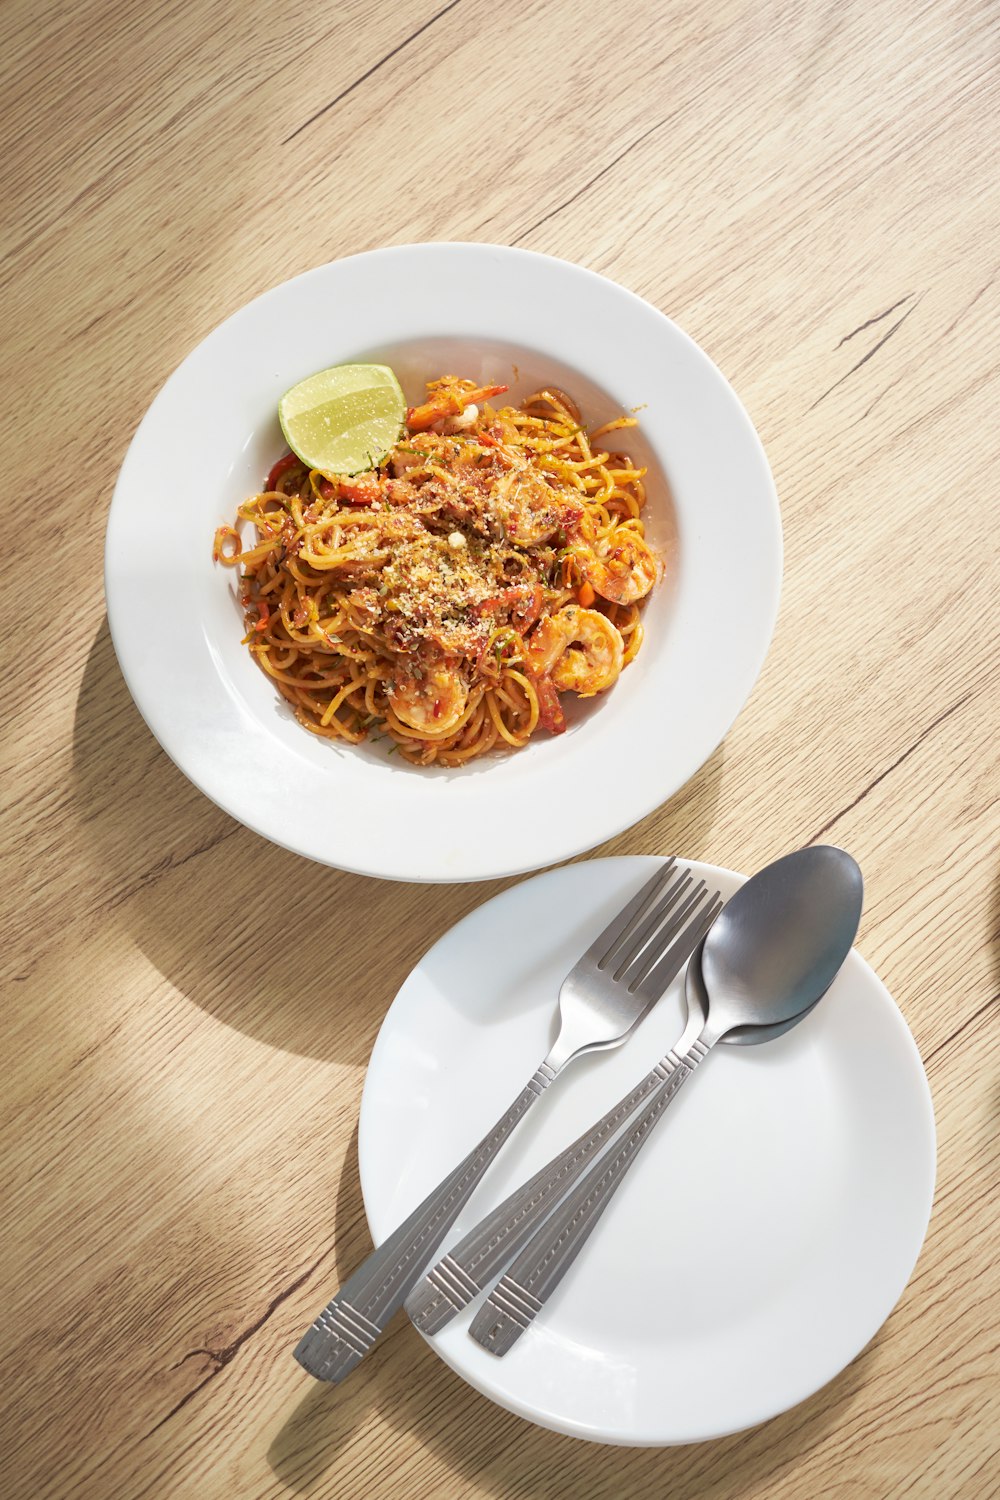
[213,377,660,766]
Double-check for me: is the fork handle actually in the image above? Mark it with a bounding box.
[293,1062,557,1382]
[405,1025,703,1334]
[404,1069,664,1334]
[468,1036,713,1357]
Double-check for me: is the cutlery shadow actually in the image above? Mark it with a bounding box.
[268,1312,879,1498]
[71,617,724,1067]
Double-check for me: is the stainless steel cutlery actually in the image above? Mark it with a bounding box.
[465,845,861,1355]
[295,858,722,1383]
[294,847,861,1379]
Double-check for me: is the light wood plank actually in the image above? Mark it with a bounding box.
[2,0,997,1496]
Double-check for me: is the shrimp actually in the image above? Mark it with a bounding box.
[498,465,581,546]
[406,381,510,432]
[391,433,438,474]
[581,532,659,605]
[387,663,469,735]
[533,675,566,735]
[526,606,624,696]
[525,613,573,676]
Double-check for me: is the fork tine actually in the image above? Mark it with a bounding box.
[626,886,715,991]
[616,880,708,987]
[582,859,678,967]
[610,876,703,983]
[594,865,692,971]
[634,892,724,997]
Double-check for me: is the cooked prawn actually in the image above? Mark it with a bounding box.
[526,605,624,696]
[497,464,581,546]
[525,613,571,676]
[406,381,510,432]
[391,433,438,474]
[387,663,469,735]
[532,674,566,735]
[581,532,659,605]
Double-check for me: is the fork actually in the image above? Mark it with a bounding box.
[294,859,720,1383]
[404,971,713,1336]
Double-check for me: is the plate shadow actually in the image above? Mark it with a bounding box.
[71,618,725,1067]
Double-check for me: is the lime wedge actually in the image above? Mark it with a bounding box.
[278,363,405,476]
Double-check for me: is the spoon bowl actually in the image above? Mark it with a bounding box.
[685,938,824,1046]
[700,845,863,1041]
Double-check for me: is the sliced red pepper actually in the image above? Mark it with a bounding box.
[337,475,383,505]
[265,452,300,490]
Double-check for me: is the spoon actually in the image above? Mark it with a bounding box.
[468,844,863,1356]
[699,844,863,1044]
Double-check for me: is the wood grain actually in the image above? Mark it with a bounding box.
[2,0,998,1495]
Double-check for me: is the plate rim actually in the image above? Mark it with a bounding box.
[358,854,937,1445]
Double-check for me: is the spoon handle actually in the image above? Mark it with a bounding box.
[406,1006,706,1336]
[468,1034,714,1357]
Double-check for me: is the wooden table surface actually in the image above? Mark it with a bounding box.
[4,1,998,1495]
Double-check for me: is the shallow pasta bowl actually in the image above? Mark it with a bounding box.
[104,243,781,882]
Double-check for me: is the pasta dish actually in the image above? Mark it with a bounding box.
[213,377,660,766]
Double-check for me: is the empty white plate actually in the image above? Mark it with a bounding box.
[358,856,936,1445]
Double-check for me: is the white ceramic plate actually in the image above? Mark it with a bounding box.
[359,856,936,1445]
[105,244,781,882]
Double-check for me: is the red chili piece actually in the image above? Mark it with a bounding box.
[265,452,299,490]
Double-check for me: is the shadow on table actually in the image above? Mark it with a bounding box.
[75,619,848,1494]
[71,618,725,1068]
[989,862,1000,987]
